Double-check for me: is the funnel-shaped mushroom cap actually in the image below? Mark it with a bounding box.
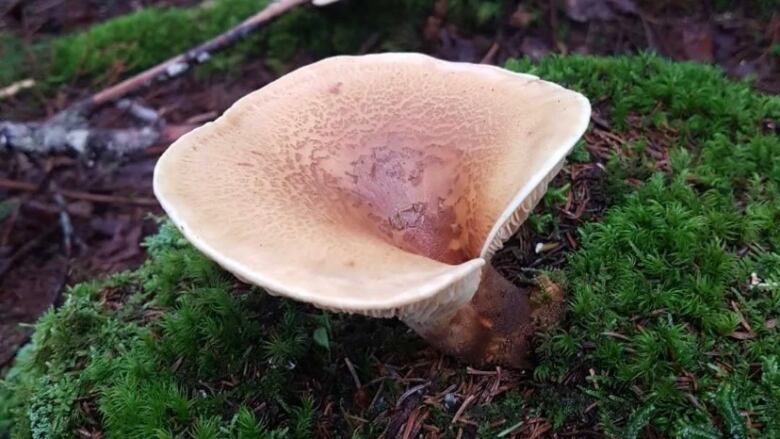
[154,53,590,320]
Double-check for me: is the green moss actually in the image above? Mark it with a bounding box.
[506,55,780,437]
[0,222,323,438]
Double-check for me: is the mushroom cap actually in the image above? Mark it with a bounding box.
[154,53,590,320]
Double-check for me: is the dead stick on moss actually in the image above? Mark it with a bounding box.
[344,357,362,389]
[50,180,87,255]
[90,0,313,106]
[52,190,74,256]
[451,394,476,425]
[479,41,500,64]
[0,0,332,157]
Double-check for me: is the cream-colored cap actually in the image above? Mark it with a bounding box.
[154,53,590,322]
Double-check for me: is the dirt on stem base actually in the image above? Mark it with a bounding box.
[406,264,564,369]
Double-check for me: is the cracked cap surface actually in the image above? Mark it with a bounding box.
[153,53,591,317]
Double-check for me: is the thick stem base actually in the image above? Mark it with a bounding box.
[406,265,561,369]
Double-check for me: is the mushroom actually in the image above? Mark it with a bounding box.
[154,53,590,368]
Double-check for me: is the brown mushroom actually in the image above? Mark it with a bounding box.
[154,53,590,368]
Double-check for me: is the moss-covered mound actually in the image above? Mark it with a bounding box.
[511,55,780,436]
[1,53,779,438]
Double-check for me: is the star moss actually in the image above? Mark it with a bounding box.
[510,54,780,437]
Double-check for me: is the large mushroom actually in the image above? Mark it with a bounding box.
[154,53,590,368]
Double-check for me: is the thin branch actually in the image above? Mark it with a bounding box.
[344,357,362,389]
[0,120,195,159]
[50,180,86,255]
[0,178,159,206]
[116,99,160,124]
[0,121,191,158]
[0,0,324,157]
[52,190,74,256]
[90,0,312,107]
[0,79,35,100]
[480,41,500,64]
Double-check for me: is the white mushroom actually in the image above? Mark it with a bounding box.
[154,53,591,367]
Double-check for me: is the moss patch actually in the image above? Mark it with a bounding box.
[1,54,779,438]
[0,222,395,438]
[509,55,780,437]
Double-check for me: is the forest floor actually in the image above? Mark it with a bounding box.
[1,0,778,369]
[0,1,779,437]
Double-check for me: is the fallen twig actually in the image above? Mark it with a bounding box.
[0,119,195,158]
[0,0,330,158]
[52,190,74,256]
[344,357,362,389]
[117,99,160,124]
[451,394,476,425]
[480,41,500,64]
[0,178,159,206]
[0,79,35,100]
[90,0,313,107]
[2,115,157,157]
[49,180,87,256]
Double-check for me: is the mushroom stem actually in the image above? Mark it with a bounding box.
[404,265,542,369]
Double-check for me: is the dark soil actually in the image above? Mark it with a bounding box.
[1,0,778,369]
